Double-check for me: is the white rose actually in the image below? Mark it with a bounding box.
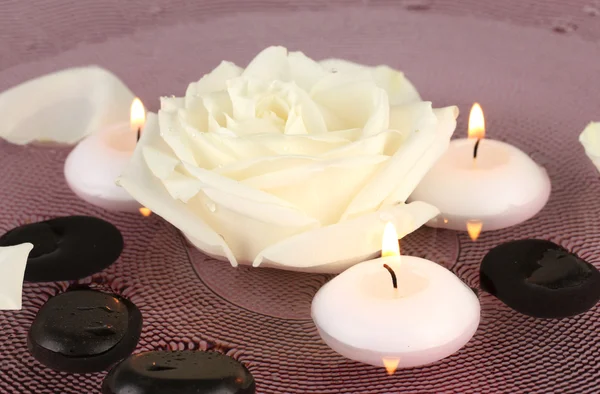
[580,122,600,173]
[119,46,458,273]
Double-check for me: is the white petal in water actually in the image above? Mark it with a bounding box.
[0,66,134,145]
[579,122,600,173]
[0,243,33,310]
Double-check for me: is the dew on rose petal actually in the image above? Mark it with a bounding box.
[206,201,217,213]
[283,146,290,152]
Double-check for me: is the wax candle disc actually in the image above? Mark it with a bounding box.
[480,239,600,318]
[28,290,142,373]
[0,216,123,282]
[102,351,256,394]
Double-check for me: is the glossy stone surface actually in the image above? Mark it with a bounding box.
[480,239,600,318]
[102,351,255,394]
[0,216,123,282]
[28,290,142,373]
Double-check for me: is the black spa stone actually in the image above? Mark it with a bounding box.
[102,351,256,394]
[28,290,142,373]
[480,239,600,318]
[0,216,123,282]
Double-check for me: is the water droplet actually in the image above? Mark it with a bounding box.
[283,146,290,152]
[583,5,600,16]
[330,68,338,73]
[206,201,217,212]
[217,164,223,169]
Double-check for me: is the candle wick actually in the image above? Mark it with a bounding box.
[473,138,481,159]
[383,264,398,289]
[136,127,141,142]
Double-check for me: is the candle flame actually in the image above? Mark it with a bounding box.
[468,103,485,140]
[467,220,483,241]
[130,98,146,132]
[382,222,400,257]
[139,207,152,217]
[382,357,400,375]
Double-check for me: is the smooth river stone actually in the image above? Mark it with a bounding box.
[480,239,600,318]
[0,216,123,282]
[102,351,256,394]
[28,289,142,373]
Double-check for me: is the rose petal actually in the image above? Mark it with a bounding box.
[117,113,238,266]
[341,103,457,220]
[579,122,600,173]
[288,51,327,91]
[319,58,421,105]
[322,129,407,159]
[216,156,319,180]
[181,161,315,214]
[186,61,243,96]
[253,201,439,273]
[184,191,319,265]
[243,155,389,224]
[0,243,33,310]
[0,66,134,145]
[242,46,290,81]
[158,108,200,166]
[386,106,459,205]
[284,106,309,135]
[182,132,352,165]
[200,91,233,131]
[311,72,389,134]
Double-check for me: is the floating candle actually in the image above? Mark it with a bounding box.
[64,98,146,212]
[410,103,551,232]
[311,222,480,369]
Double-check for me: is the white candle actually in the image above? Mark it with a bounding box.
[312,223,480,370]
[64,98,146,212]
[410,103,550,233]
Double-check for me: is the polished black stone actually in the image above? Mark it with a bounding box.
[28,290,142,373]
[0,216,123,282]
[480,239,600,318]
[102,351,256,394]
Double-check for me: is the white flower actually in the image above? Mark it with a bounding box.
[580,122,600,173]
[0,243,33,310]
[119,46,458,273]
[0,66,134,145]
